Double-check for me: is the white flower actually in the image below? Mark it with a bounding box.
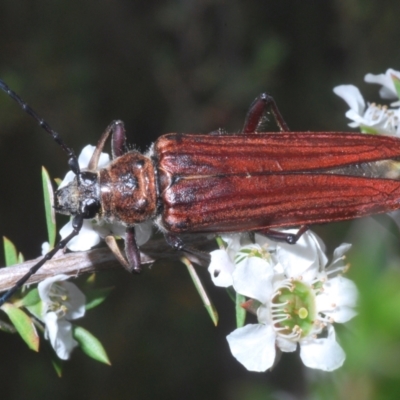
[333,85,399,135]
[333,68,400,136]
[58,145,153,252]
[208,234,242,287]
[208,233,277,287]
[41,241,50,256]
[364,68,400,102]
[217,231,357,372]
[38,274,86,360]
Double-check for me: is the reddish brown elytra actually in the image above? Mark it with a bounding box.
[1,80,400,306]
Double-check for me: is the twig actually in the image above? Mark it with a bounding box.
[0,234,213,292]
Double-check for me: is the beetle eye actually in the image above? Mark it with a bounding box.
[81,198,100,219]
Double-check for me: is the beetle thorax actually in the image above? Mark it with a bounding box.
[99,151,157,226]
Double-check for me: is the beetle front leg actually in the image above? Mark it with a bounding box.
[242,93,290,133]
[87,120,127,170]
[258,225,309,244]
[111,121,128,158]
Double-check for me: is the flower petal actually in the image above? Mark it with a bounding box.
[333,85,365,114]
[38,275,86,320]
[276,230,326,281]
[134,221,153,246]
[60,220,101,251]
[219,233,243,260]
[332,243,352,260]
[276,336,297,353]
[44,312,78,360]
[300,326,345,371]
[232,257,274,303]
[58,171,76,189]
[41,241,50,256]
[58,145,110,189]
[208,249,234,287]
[60,281,86,319]
[38,274,71,303]
[316,276,358,323]
[227,324,276,372]
[364,69,400,99]
[94,220,126,239]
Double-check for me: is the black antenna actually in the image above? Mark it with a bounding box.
[0,79,86,306]
[0,79,81,178]
[0,215,84,306]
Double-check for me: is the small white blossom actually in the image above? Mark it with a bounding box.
[41,241,50,256]
[38,274,85,360]
[58,145,153,251]
[333,68,400,136]
[364,68,400,102]
[208,234,243,287]
[211,230,357,372]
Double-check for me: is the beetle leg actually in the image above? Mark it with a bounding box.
[111,121,128,158]
[257,225,309,244]
[242,93,290,133]
[124,227,142,273]
[87,120,126,170]
[104,228,142,273]
[104,235,132,272]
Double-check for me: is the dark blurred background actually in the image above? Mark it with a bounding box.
[1,1,400,399]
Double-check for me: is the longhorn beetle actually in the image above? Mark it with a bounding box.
[2,79,400,306]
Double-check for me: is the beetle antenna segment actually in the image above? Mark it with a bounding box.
[0,215,84,306]
[0,79,81,181]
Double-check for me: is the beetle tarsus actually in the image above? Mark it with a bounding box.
[164,233,211,265]
[164,233,185,250]
[257,225,309,244]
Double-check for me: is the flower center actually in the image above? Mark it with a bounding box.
[271,280,317,340]
[47,283,70,316]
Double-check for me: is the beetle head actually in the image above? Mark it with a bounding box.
[54,171,101,219]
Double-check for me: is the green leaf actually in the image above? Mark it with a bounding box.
[42,166,56,248]
[85,287,113,310]
[1,303,39,351]
[73,326,111,365]
[235,293,246,328]
[392,74,400,99]
[85,273,96,285]
[182,257,218,326]
[20,288,41,307]
[51,355,63,377]
[22,290,43,321]
[215,235,226,249]
[17,252,24,263]
[226,287,236,302]
[3,236,18,266]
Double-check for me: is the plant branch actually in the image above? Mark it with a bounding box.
[0,234,213,292]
